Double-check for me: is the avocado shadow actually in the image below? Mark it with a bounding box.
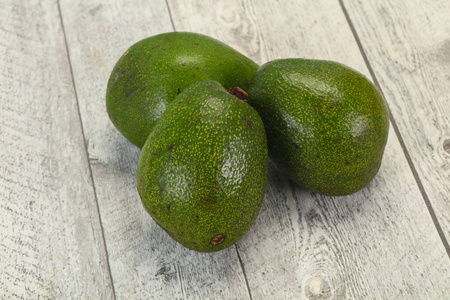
[105,131,141,178]
[236,157,382,256]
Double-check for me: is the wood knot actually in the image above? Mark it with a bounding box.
[443,139,450,154]
[304,276,332,299]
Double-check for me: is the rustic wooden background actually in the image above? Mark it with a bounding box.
[1,0,449,299]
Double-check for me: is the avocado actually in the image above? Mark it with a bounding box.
[247,59,389,196]
[106,32,259,148]
[136,80,268,252]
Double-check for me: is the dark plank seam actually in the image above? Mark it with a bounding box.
[56,1,118,297]
[235,244,254,300]
[338,0,450,259]
[165,0,177,32]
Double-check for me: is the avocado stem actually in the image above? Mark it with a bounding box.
[229,87,248,101]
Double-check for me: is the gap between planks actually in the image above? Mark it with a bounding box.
[56,0,117,298]
[165,0,177,32]
[338,0,450,259]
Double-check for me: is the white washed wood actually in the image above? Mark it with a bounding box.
[342,0,450,241]
[58,1,251,299]
[0,0,113,298]
[168,0,450,298]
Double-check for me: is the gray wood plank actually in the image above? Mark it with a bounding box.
[58,1,251,299]
[0,0,113,298]
[168,0,450,298]
[342,0,450,242]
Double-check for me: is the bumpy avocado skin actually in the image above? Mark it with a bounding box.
[247,59,389,196]
[137,81,268,252]
[106,32,259,148]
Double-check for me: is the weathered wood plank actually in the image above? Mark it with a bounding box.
[0,0,113,298]
[58,1,251,298]
[168,0,450,298]
[342,0,450,241]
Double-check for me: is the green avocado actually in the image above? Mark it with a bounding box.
[106,32,259,148]
[137,80,268,252]
[247,59,389,196]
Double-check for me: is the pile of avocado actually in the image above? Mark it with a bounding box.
[106,32,389,252]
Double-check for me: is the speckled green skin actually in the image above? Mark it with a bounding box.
[137,81,268,252]
[247,59,389,196]
[106,32,259,148]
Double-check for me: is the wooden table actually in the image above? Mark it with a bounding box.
[1,0,449,299]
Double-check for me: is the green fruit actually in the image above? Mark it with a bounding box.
[106,32,259,148]
[137,80,268,252]
[247,59,389,196]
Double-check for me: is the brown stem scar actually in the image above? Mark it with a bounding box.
[210,234,226,246]
[228,87,248,101]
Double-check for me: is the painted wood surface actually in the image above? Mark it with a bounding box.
[342,0,450,241]
[0,0,113,298]
[168,0,450,298]
[1,0,449,299]
[58,1,251,299]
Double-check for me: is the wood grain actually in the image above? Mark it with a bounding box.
[58,1,251,298]
[0,0,113,298]
[3,0,449,298]
[342,0,450,241]
[168,0,450,298]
